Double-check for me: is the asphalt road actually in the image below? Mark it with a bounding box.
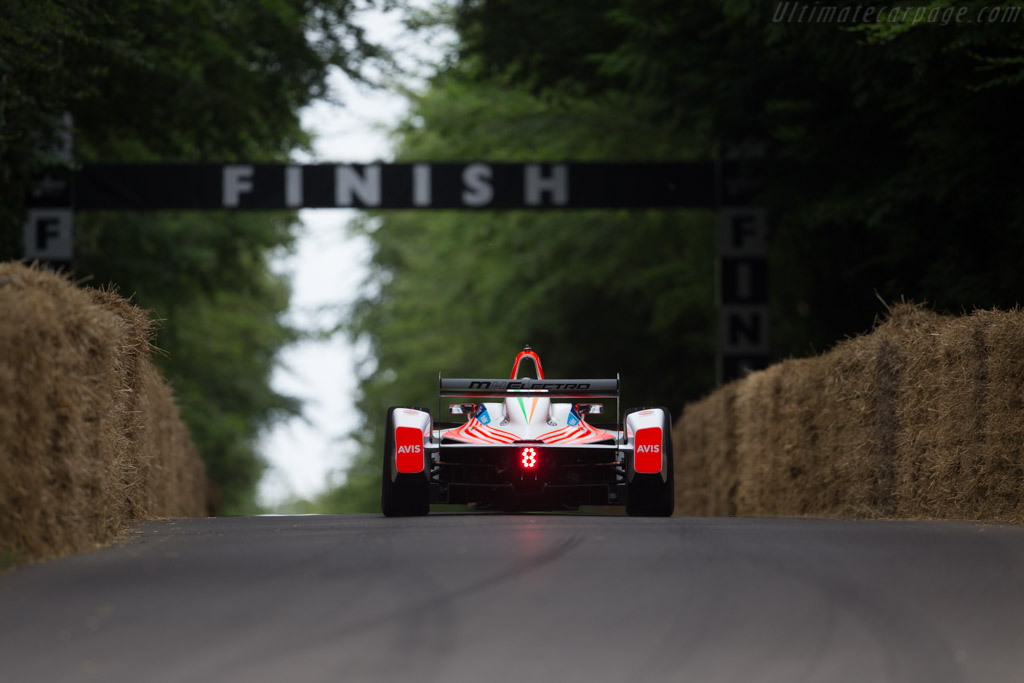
[2,514,1024,683]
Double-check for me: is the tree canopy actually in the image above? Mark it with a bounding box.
[1,0,392,513]
[317,0,1024,512]
[452,0,1024,352]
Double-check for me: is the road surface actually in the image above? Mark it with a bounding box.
[2,514,1023,682]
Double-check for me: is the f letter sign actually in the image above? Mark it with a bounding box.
[718,209,769,382]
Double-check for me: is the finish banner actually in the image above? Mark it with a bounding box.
[71,162,730,210]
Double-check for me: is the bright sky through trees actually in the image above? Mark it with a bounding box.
[259,4,451,507]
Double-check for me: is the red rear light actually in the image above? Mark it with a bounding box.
[520,447,538,469]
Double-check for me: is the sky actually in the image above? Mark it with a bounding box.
[257,5,449,507]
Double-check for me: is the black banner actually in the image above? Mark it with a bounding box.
[68,162,722,211]
[717,209,770,383]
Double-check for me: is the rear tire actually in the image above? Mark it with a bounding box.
[625,407,675,517]
[381,407,430,517]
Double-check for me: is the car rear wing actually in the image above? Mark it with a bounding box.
[439,375,619,399]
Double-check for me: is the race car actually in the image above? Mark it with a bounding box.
[381,346,674,517]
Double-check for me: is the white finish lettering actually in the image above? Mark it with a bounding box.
[413,164,432,207]
[285,165,303,208]
[462,163,494,207]
[524,164,568,206]
[335,164,382,206]
[222,165,254,207]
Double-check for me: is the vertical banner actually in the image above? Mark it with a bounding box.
[24,113,74,270]
[717,208,769,383]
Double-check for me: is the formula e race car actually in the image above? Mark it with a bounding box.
[381,346,674,517]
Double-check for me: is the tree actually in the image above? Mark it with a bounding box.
[1,0,394,512]
[322,0,1024,511]
[453,0,1024,355]
[1,1,389,252]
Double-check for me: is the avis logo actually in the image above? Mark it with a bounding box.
[397,445,421,454]
[636,444,660,454]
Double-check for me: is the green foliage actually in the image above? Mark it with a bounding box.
[1,1,390,254]
[74,211,302,514]
[452,0,1024,355]
[1,0,392,512]
[314,465,385,513]
[0,550,20,573]
[327,0,1024,511]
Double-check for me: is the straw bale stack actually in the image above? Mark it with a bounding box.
[674,304,1024,522]
[0,262,206,563]
[674,381,739,516]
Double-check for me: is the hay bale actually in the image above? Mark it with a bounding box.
[673,381,739,516]
[733,355,858,516]
[886,307,965,518]
[0,262,206,563]
[674,303,1024,524]
[136,361,207,517]
[874,304,1024,521]
[894,308,1024,522]
[733,363,783,514]
[973,310,1024,521]
[0,265,123,559]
